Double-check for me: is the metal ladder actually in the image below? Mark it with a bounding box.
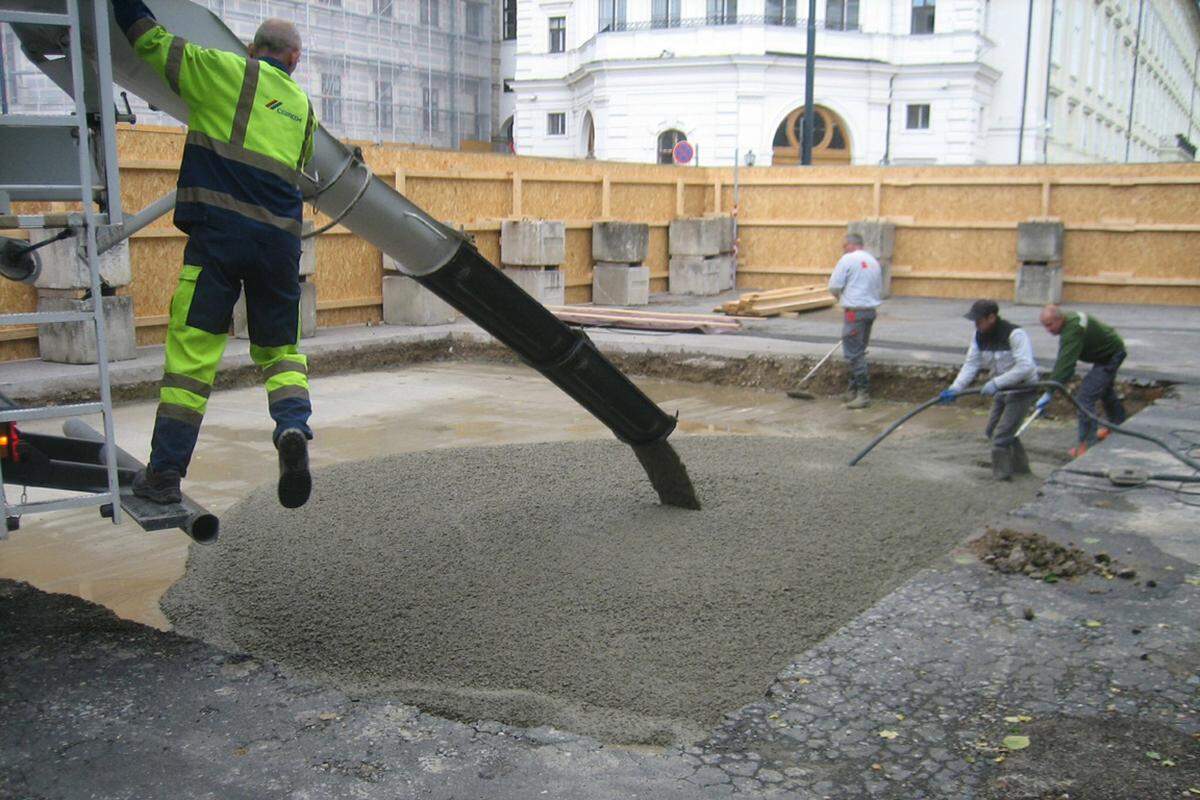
[0,0,124,532]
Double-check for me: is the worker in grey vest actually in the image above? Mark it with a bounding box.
[939,300,1038,480]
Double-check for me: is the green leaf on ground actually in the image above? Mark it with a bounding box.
[1145,751,1162,760]
[878,730,900,740]
[1085,619,1103,628]
[1002,736,1030,751]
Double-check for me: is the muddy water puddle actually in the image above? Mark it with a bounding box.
[0,361,1063,629]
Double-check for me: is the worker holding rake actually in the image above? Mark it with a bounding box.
[939,300,1038,481]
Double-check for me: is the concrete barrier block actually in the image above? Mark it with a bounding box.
[592,264,650,306]
[29,229,132,290]
[592,222,649,264]
[1014,261,1063,305]
[299,221,317,277]
[503,266,565,306]
[1017,221,1064,263]
[709,253,736,291]
[669,255,722,296]
[669,216,735,257]
[36,293,136,364]
[232,280,320,339]
[501,219,566,266]
[847,220,896,261]
[299,280,317,338]
[382,274,458,326]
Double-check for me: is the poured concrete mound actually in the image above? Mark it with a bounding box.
[164,435,1034,745]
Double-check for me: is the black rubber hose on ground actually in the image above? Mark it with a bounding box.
[848,380,1200,473]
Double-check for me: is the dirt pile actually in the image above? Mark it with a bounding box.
[972,528,1135,582]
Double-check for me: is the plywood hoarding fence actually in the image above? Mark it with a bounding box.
[1,125,1195,362]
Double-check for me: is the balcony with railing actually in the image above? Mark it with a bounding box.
[597,14,860,33]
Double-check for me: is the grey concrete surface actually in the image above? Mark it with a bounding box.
[162,434,1042,747]
[0,369,1198,799]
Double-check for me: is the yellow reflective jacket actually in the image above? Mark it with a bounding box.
[124,13,315,238]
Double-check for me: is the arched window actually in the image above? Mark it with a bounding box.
[771,106,851,164]
[657,129,687,164]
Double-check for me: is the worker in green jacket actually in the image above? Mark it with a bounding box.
[113,0,315,509]
[1036,305,1127,458]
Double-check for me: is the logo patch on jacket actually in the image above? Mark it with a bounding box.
[265,98,302,122]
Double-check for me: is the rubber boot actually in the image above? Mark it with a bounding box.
[1011,439,1031,475]
[991,446,1014,481]
[844,390,871,410]
[132,466,182,505]
[840,387,857,403]
[276,428,312,509]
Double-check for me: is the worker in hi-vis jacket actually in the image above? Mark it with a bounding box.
[113,0,315,508]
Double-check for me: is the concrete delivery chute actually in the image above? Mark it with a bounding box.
[6,0,700,514]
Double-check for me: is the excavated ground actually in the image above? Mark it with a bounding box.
[163,434,1044,745]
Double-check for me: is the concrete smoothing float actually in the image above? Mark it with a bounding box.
[163,435,1040,745]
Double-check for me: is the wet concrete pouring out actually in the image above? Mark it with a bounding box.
[164,432,1045,746]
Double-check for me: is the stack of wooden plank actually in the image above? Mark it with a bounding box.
[547,305,742,334]
[715,285,836,317]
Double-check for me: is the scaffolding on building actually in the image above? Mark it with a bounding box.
[0,0,495,147]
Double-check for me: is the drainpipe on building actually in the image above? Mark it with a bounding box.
[801,0,817,165]
[1016,0,1034,165]
[881,73,895,165]
[0,31,8,116]
[1187,43,1200,149]
[1124,0,1146,163]
[1041,0,1057,164]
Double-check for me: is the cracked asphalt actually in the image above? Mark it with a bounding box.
[1,387,1198,799]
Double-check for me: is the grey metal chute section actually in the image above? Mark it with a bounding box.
[15,0,699,509]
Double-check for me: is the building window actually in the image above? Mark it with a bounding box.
[420,0,439,27]
[906,103,930,129]
[372,0,393,16]
[548,17,566,52]
[321,73,342,125]
[765,0,796,26]
[652,0,681,29]
[376,81,393,131]
[465,2,484,37]
[825,0,858,30]
[657,129,687,164]
[911,0,935,34]
[599,0,627,32]
[423,87,440,132]
[502,0,517,39]
[547,112,566,136]
[707,0,736,25]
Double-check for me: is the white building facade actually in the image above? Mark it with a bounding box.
[501,0,1200,165]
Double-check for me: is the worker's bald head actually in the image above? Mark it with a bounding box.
[1040,304,1065,335]
[251,18,302,73]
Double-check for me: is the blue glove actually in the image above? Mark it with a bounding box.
[938,388,957,404]
[980,380,999,397]
[1035,391,1053,411]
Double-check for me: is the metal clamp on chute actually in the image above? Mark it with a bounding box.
[300,146,373,240]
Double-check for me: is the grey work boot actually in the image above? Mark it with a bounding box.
[1011,439,1032,475]
[991,446,1014,481]
[844,390,871,410]
[840,387,858,403]
[131,466,182,505]
[276,428,312,509]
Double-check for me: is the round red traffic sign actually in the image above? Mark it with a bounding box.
[672,140,694,165]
